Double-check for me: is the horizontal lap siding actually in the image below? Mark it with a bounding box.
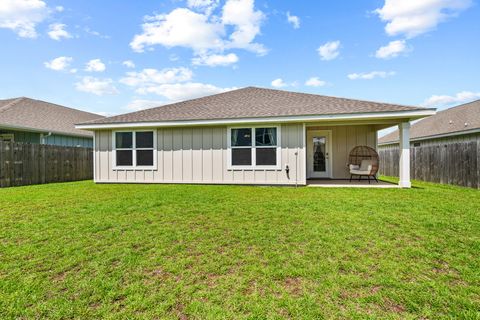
[95,124,305,185]
[44,134,93,148]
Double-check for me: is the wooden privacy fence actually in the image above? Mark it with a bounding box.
[0,141,93,188]
[379,141,480,189]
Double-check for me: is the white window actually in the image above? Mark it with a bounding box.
[0,133,14,142]
[112,130,156,169]
[227,126,281,170]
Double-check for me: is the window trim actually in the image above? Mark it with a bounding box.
[112,129,157,170]
[227,125,281,170]
[0,133,14,142]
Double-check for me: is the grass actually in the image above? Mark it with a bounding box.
[0,179,479,319]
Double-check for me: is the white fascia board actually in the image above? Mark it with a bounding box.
[75,109,436,130]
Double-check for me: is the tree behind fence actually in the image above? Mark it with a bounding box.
[0,141,93,188]
[379,140,480,189]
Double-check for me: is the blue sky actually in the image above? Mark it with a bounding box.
[1,0,479,117]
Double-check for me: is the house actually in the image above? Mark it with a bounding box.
[0,97,104,147]
[76,87,435,188]
[378,99,480,188]
[379,99,480,147]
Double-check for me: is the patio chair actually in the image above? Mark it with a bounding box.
[348,146,379,183]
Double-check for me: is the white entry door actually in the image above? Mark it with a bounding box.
[307,130,332,179]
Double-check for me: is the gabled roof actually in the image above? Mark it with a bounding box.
[79,87,433,127]
[379,99,480,144]
[0,97,104,137]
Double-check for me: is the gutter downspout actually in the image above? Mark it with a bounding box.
[41,132,52,144]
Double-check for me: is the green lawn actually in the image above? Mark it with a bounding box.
[0,180,479,319]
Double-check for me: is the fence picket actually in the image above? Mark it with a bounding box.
[0,141,93,188]
[379,139,480,189]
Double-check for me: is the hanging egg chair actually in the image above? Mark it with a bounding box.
[348,146,379,183]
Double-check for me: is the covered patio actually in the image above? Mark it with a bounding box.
[304,120,413,188]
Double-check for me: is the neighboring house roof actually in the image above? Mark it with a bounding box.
[0,97,104,137]
[379,99,480,144]
[79,87,432,127]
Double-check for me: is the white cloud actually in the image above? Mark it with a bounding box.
[305,77,327,87]
[187,0,218,8]
[85,59,106,72]
[75,77,119,96]
[222,0,266,54]
[286,11,300,29]
[136,82,235,101]
[120,66,233,102]
[44,56,72,71]
[422,91,480,108]
[187,0,219,14]
[0,0,49,38]
[192,53,238,66]
[130,0,266,59]
[271,78,288,88]
[122,60,135,68]
[348,71,396,80]
[375,39,409,59]
[125,99,165,111]
[120,67,193,87]
[47,23,71,41]
[317,41,340,61]
[55,6,64,12]
[375,0,472,38]
[130,8,224,53]
[84,27,110,39]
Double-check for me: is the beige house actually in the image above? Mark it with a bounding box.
[76,87,435,188]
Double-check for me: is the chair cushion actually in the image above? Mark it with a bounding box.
[349,159,374,175]
[349,164,359,170]
[350,169,372,175]
[359,159,374,171]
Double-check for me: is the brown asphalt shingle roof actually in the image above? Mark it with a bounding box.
[0,97,104,137]
[81,87,430,125]
[379,99,480,144]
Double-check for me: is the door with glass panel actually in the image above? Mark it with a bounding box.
[306,130,332,178]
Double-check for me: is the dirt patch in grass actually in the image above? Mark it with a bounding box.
[383,298,406,314]
[243,279,266,297]
[172,302,188,320]
[283,277,303,297]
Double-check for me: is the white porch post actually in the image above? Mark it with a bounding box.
[398,122,411,188]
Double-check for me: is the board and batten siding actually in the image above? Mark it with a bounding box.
[307,125,377,179]
[94,123,305,185]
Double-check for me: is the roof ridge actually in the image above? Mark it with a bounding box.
[25,97,104,117]
[379,99,480,143]
[0,96,104,118]
[248,86,430,110]
[0,97,26,113]
[80,87,249,124]
[434,99,480,113]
